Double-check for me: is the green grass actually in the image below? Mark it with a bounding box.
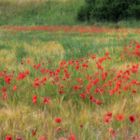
[0,30,139,58]
[16,46,28,62]
[0,0,85,26]
[0,43,11,50]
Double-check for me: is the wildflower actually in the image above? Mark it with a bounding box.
[104,115,111,123]
[115,114,125,121]
[73,85,81,91]
[17,72,26,80]
[95,99,102,105]
[32,129,37,136]
[132,89,137,94]
[32,95,37,104]
[34,63,41,70]
[109,128,116,138]
[92,78,99,85]
[2,92,8,100]
[43,97,50,104]
[102,72,108,81]
[106,112,112,117]
[25,69,30,75]
[82,63,88,69]
[131,64,139,73]
[129,115,135,123]
[5,76,11,84]
[60,60,67,67]
[55,117,62,123]
[1,87,7,92]
[16,136,22,140]
[13,85,17,91]
[80,93,86,99]
[33,78,40,88]
[38,136,47,140]
[5,135,12,140]
[91,54,96,59]
[103,112,112,124]
[75,65,80,70]
[59,90,64,95]
[76,78,83,84]
[68,133,76,140]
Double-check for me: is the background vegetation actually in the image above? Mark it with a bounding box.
[0,0,84,25]
[0,0,140,27]
[78,0,140,22]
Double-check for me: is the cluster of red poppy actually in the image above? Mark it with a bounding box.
[1,41,140,139]
[122,41,140,59]
[104,112,136,123]
[2,25,112,33]
[104,112,137,138]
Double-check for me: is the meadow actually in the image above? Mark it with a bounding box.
[0,0,140,139]
[0,29,140,140]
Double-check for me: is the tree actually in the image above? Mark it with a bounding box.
[77,0,140,22]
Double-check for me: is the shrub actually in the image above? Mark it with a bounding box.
[77,0,140,22]
[77,5,91,21]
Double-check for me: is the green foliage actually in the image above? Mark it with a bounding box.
[78,0,140,22]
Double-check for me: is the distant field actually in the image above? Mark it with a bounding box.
[0,29,140,62]
[0,0,84,26]
[0,0,140,27]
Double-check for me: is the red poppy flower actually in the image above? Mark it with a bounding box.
[55,117,62,123]
[5,76,11,84]
[5,135,12,140]
[16,136,22,140]
[108,128,116,138]
[129,115,135,123]
[1,87,7,92]
[32,95,37,104]
[115,114,125,121]
[43,97,50,104]
[95,99,102,105]
[13,85,17,91]
[82,63,88,69]
[33,78,40,88]
[38,136,47,140]
[104,115,111,123]
[68,133,76,140]
[32,129,37,136]
[80,93,86,99]
[106,112,112,117]
[17,72,26,80]
[102,72,108,80]
[103,112,112,124]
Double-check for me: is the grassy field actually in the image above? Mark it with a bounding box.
[0,0,140,139]
[0,0,84,26]
[0,0,140,27]
[0,29,140,139]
